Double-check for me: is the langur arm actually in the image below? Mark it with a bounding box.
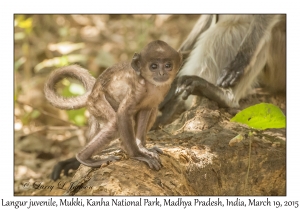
[118,103,162,170]
[217,15,275,87]
[135,109,152,145]
[136,108,163,156]
[155,75,231,128]
[176,75,229,107]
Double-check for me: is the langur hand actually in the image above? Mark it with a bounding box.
[175,75,208,100]
[132,146,163,170]
[132,154,162,170]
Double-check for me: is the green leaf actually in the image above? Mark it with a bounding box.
[30,110,41,119]
[67,108,87,126]
[231,103,286,130]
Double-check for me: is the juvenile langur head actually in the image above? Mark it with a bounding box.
[131,40,182,86]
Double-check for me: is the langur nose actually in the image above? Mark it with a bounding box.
[159,70,164,76]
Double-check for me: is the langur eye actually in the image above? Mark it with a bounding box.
[150,63,158,70]
[165,63,172,70]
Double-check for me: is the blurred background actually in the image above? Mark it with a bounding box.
[14,14,199,186]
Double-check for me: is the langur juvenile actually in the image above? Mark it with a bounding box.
[156,15,286,126]
[45,40,182,180]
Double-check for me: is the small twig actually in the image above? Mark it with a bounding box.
[19,126,47,139]
[16,100,80,128]
[47,126,85,130]
[19,125,86,139]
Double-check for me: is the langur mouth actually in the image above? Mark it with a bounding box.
[153,76,169,82]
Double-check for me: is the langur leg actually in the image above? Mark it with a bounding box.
[77,93,121,167]
[76,120,120,167]
[259,15,286,92]
[179,15,216,53]
[217,15,279,88]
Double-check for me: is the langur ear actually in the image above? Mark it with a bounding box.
[131,53,141,75]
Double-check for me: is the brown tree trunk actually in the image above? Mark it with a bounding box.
[65,98,286,196]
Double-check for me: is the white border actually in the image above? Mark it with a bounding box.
[2,0,299,208]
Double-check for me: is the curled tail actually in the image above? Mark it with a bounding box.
[44,65,96,110]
